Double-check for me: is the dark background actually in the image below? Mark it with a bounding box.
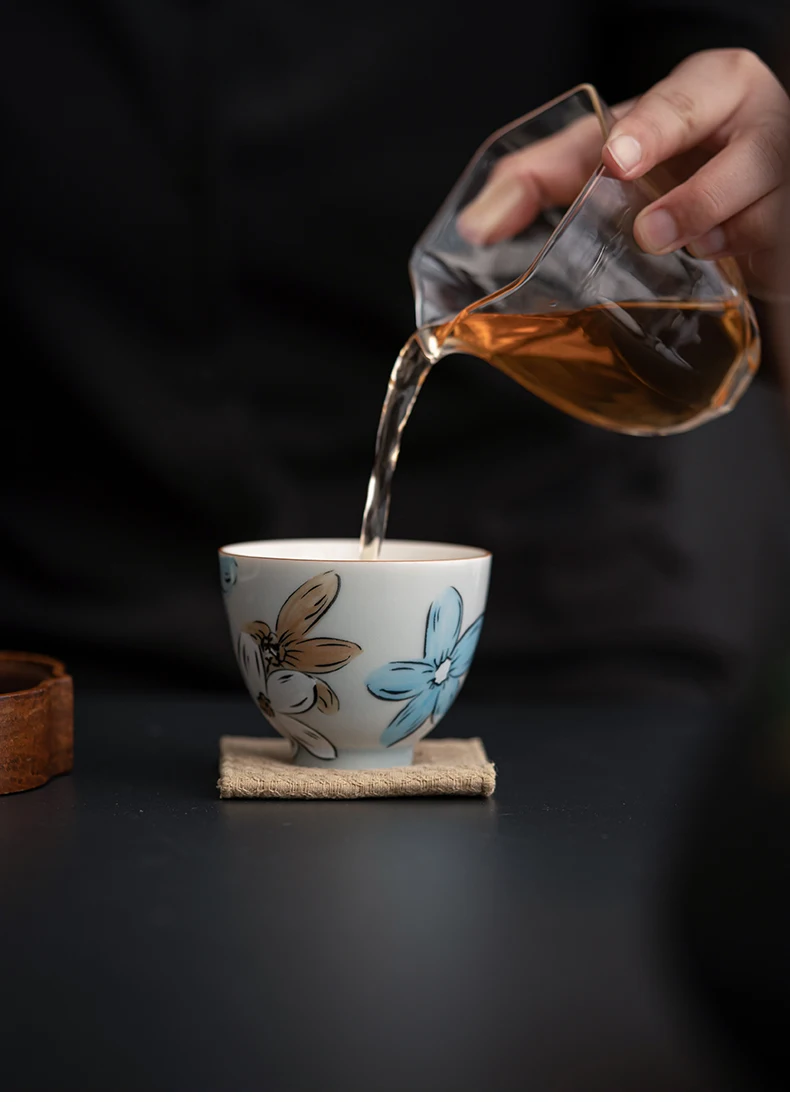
[2,3,790,1089]
[2,0,790,702]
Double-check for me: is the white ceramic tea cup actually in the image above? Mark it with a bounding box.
[219,538,491,768]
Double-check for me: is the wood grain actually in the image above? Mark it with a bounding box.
[0,652,73,795]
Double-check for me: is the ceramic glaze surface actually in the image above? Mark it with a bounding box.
[220,539,491,768]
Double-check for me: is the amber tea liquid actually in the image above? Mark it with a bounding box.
[437,300,752,434]
[359,298,757,559]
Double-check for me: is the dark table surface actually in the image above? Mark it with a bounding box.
[0,692,741,1089]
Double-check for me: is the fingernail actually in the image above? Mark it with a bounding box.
[688,227,727,258]
[457,177,523,245]
[606,134,642,174]
[636,208,680,253]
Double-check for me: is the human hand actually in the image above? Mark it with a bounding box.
[457,50,790,290]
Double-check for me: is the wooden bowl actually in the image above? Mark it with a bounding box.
[0,652,73,795]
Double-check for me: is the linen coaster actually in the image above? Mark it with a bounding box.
[218,736,496,799]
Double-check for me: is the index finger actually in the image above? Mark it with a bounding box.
[456,110,611,245]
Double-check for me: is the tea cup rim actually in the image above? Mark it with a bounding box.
[219,538,492,565]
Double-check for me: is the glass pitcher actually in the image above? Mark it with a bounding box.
[411,84,760,436]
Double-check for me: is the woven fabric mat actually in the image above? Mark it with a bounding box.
[218,736,496,800]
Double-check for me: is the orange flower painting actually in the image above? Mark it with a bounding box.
[236,571,361,760]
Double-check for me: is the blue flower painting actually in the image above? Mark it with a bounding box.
[366,586,483,747]
[220,555,238,594]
